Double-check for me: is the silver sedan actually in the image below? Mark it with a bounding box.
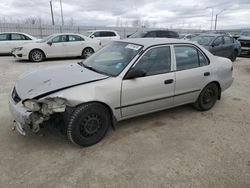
[9,38,234,147]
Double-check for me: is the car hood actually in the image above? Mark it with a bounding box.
[15,63,109,100]
[238,36,250,40]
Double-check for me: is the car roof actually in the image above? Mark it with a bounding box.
[119,38,197,48]
[88,30,117,32]
[198,33,224,37]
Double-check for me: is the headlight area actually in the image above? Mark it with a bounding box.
[22,97,67,133]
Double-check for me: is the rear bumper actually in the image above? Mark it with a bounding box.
[240,47,250,55]
[12,50,29,60]
[221,77,234,92]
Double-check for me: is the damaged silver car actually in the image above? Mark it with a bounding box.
[9,38,234,147]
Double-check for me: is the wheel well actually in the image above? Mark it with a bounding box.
[210,81,221,100]
[75,101,116,129]
[29,48,46,58]
[83,47,95,53]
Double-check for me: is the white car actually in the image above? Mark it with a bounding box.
[84,30,120,46]
[12,33,102,62]
[0,32,37,54]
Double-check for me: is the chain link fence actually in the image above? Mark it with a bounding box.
[0,22,205,39]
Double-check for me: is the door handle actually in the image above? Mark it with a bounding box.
[204,72,210,76]
[164,79,174,84]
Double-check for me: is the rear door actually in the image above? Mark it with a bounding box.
[121,45,175,118]
[223,36,235,59]
[10,33,33,52]
[173,45,211,105]
[210,36,225,57]
[66,34,85,56]
[0,33,10,53]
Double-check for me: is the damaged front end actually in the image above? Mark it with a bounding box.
[9,93,70,135]
[24,97,68,133]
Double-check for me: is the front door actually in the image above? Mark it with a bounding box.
[121,46,175,118]
[45,35,68,57]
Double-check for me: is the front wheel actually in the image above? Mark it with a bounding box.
[193,83,219,111]
[67,103,110,147]
[81,48,94,59]
[29,49,45,62]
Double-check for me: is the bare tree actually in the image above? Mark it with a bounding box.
[69,17,75,26]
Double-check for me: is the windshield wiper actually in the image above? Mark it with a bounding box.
[77,62,112,76]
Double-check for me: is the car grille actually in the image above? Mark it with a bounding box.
[12,87,21,103]
[239,39,250,47]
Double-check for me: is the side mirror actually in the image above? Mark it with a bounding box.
[124,68,146,79]
[47,41,52,46]
[90,35,95,38]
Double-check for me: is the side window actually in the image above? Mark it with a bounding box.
[157,31,166,38]
[198,51,208,66]
[133,46,171,76]
[174,46,199,71]
[51,35,67,43]
[23,35,32,40]
[213,37,223,46]
[224,36,233,44]
[145,31,157,37]
[68,35,84,42]
[0,34,9,41]
[107,32,116,36]
[11,34,26,40]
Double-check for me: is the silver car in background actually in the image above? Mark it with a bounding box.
[9,38,234,147]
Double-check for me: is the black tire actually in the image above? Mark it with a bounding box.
[29,49,45,62]
[67,103,110,147]
[81,47,94,59]
[231,50,238,62]
[193,83,219,111]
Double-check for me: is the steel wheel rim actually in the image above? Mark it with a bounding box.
[32,51,42,61]
[80,113,102,138]
[202,88,215,104]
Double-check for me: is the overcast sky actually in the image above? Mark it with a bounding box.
[0,0,250,30]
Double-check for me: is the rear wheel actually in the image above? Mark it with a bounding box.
[81,47,94,59]
[193,83,219,111]
[231,50,238,62]
[67,103,110,147]
[29,49,45,62]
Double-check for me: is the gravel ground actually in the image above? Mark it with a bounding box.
[0,55,250,188]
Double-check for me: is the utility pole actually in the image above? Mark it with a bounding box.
[210,8,214,30]
[50,0,55,25]
[214,9,226,30]
[60,0,64,26]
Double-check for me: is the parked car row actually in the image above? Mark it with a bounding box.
[1,29,249,63]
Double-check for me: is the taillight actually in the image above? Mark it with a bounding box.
[231,64,233,71]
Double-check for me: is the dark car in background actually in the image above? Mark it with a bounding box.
[191,34,241,61]
[237,31,250,56]
[128,30,179,38]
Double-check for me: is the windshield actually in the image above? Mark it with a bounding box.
[241,31,250,36]
[129,31,147,38]
[37,35,56,43]
[82,41,143,76]
[191,36,215,45]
